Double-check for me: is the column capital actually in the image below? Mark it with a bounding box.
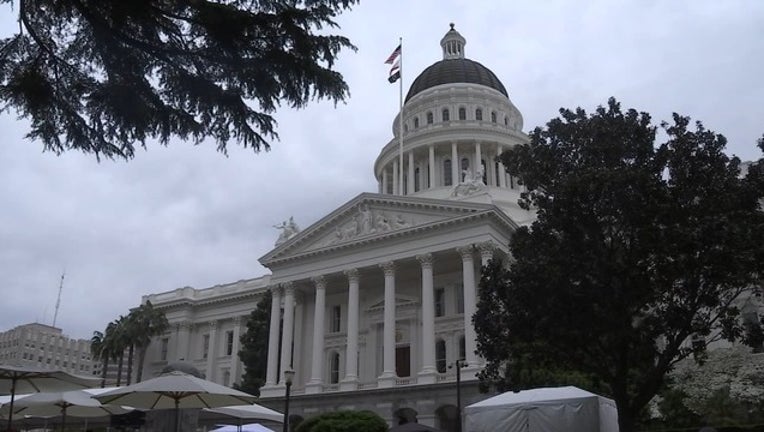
[311,275,326,289]
[416,253,434,268]
[379,261,396,276]
[232,316,243,326]
[270,285,283,297]
[344,268,359,282]
[208,320,218,330]
[477,241,496,257]
[456,245,475,260]
[281,282,295,296]
[177,320,193,331]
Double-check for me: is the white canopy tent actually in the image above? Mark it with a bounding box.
[464,386,619,432]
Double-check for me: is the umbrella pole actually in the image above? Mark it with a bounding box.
[6,377,16,432]
[61,406,67,432]
[175,398,181,432]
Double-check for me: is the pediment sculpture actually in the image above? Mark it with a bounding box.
[274,216,301,246]
[329,204,411,245]
[451,166,487,197]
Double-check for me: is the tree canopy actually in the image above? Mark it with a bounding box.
[0,0,357,159]
[295,410,388,432]
[236,289,271,396]
[474,98,764,432]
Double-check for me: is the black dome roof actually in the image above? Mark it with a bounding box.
[405,58,508,102]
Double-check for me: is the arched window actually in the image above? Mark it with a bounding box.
[426,111,433,124]
[491,111,497,123]
[495,161,501,187]
[330,351,340,384]
[413,117,419,128]
[475,108,483,121]
[442,108,450,122]
[461,158,470,181]
[458,336,466,361]
[458,107,466,120]
[414,167,420,192]
[444,159,452,186]
[481,159,487,184]
[436,339,447,373]
[404,123,409,132]
[504,116,509,126]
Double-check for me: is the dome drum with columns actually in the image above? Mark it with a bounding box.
[138,26,531,430]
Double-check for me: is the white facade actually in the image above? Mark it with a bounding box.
[141,26,534,429]
[0,322,95,376]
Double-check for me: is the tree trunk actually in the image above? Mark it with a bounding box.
[136,346,147,383]
[126,344,134,385]
[101,358,108,388]
[617,404,636,432]
[116,353,124,386]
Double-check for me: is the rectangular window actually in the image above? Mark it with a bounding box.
[160,338,169,361]
[331,305,342,333]
[225,331,234,356]
[436,339,447,373]
[202,334,210,359]
[434,288,446,317]
[222,369,231,387]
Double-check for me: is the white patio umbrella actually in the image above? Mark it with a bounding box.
[93,371,258,432]
[204,403,284,423]
[0,364,100,431]
[0,389,131,431]
[212,423,275,432]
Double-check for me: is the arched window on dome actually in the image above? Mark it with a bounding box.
[475,108,483,121]
[329,351,340,384]
[461,158,470,181]
[413,117,420,129]
[442,108,450,122]
[426,111,433,124]
[436,339,447,373]
[504,116,509,126]
[491,111,497,123]
[444,159,452,186]
[458,107,466,121]
[404,123,409,133]
[414,167,420,192]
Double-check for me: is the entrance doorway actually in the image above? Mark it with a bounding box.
[395,345,410,377]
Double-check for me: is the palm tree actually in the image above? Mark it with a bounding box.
[90,331,109,388]
[132,301,169,383]
[104,319,128,386]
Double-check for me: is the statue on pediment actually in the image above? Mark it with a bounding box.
[274,216,300,245]
[452,165,487,197]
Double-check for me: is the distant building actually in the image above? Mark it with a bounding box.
[0,322,94,376]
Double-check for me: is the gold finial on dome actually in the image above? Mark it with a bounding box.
[440,23,465,60]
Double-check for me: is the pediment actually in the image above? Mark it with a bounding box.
[260,193,501,264]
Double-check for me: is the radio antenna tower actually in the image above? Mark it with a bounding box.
[52,272,65,328]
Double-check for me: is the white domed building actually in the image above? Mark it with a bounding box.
[140,26,533,430]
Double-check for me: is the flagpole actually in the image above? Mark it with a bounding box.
[398,36,404,196]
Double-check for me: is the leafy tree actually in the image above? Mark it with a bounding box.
[295,410,387,432]
[236,290,271,395]
[475,98,764,432]
[0,0,357,159]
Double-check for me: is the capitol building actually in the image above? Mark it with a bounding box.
[140,26,535,429]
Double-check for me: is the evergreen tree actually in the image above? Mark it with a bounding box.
[237,290,272,395]
[0,0,358,159]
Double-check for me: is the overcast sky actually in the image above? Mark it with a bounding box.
[1,1,762,340]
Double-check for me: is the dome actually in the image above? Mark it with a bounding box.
[405,58,508,102]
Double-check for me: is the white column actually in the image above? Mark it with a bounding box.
[230,316,243,385]
[176,321,191,362]
[451,141,459,185]
[341,269,360,391]
[279,283,295,384]
[382,168,389,194]
[306,276,326,394]
[205,321,218,382]
[457,246,480,373]
[475,141,482,178]
[265,286,282,386]
[417,253,437,384]
[378,261,396,387]
[498,145,507,188]
[393,160,399,195]
[408,151,415,194]
[428,145,436,188]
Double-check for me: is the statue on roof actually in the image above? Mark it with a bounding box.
[274,216,300,246]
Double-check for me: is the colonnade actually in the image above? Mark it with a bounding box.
[263,242,497,394]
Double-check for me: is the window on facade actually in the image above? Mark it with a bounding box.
[436,339,447,373]
[504,116,509,126]
[427,165,431,188]
[202,334,210,359]
[444,159,453,186]
[331,305,342,333]
[458,107,466,120]
[491,111,497,123]
[495,161,501,187]
[426,112,433,124]
[414,167,420,191]
[330,352,340,384]
[481,160,487,184]
[475,108,483,121]
[459,336,466,361]
[442,108,450,122]
[404,123,408,132]
[434,288,446,317]
[223,370,231,387]
[461,158,470,181]
[413,117,419,128]
[160,338,169,361]
[456,283,464,314]
[225,331,234,356]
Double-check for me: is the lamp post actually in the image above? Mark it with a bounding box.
[451,359,466,432]
[283,369,295,432]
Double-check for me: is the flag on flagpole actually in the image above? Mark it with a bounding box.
[384,44,401,64]
[388,59,401,83]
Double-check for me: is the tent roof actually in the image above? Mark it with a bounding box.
[467,386,604,408]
